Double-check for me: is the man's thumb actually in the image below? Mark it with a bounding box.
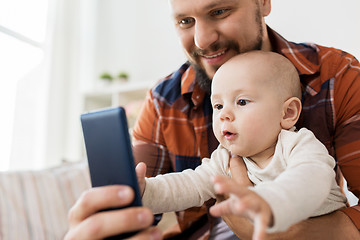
[229,155,252,186]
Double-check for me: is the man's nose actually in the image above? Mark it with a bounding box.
[194,21,218,50]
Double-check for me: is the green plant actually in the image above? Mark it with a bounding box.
[99,72,114,81]
[118,71,129,81]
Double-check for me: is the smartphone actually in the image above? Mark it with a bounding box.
[81,107,142,239]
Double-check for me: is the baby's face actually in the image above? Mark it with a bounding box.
[211,59,284,162]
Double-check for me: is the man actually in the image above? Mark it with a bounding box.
[66,0,360,239]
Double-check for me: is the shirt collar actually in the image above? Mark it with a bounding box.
[180,64,206,107]
[268,26,320,75]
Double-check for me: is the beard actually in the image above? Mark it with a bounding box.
[193,64,213,94]
[189,4,264,94]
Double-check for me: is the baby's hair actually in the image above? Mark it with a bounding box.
[225,51,301,101]
[267,52,301,101]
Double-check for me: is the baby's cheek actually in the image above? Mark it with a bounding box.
[212,118,221,136]
[241,120,259,139]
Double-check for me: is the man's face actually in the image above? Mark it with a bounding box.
[170,0,269,91]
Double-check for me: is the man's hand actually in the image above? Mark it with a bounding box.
[210,176,273,240]
[64,185,162,240]
[229,155,253,187]
[136,162,147,196]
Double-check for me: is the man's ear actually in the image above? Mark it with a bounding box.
[260,0,271,17]
[280,97,302,130]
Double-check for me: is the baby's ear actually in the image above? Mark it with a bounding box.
[280,97,302,130]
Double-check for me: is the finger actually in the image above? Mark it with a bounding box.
[82,207,154,240]
[210,194,247,217]
[65,207,155,240]
[136,162,147,195]
[211,189,266,218]
[68,185,134,226]
[136,162,147,179]
[213,176,249,197]
[252,214,269,240]
[238,195,271,240]
[210,198,238,217]
[229,156,253,186]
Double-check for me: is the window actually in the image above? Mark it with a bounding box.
[0,0,48,170]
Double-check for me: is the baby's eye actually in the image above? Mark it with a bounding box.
[237,99,249,106]
[214,104,223,110]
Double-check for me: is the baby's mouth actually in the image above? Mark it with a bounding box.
[223,131,233,136]
[222,130,236,140]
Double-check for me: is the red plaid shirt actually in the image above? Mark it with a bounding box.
[132,27,360,238]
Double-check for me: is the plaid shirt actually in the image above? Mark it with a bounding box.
[132,27,360,237]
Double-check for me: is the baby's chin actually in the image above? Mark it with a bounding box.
[227,146,253,158]
[218,139,247,156]
[225,146,243,157]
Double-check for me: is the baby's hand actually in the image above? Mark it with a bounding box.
[135,162,147,196]
[210,176,273,240]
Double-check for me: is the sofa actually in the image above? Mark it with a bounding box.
[0,161,91,240]
[1,159,357,240]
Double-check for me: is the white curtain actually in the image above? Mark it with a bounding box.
[9,0,97,170]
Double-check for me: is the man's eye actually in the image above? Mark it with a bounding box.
[214,104,223,110]
[211,9,230,17]
[178,18,195,28]
[237,99,249,106]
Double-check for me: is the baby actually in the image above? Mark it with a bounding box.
[138,51,347,239]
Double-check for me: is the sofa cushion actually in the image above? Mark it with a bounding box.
[0,161,91,240]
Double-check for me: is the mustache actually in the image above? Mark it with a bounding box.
[191,41,240,58]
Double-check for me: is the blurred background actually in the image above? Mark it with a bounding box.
[1,0,359,171]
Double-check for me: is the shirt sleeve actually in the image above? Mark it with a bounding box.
[333,54,360,229]
[132,90,172,176]
[251,129,340,233]
[142,146,230,214]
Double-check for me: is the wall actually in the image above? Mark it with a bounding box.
[94,0,360,88]
[94,0,185,86]
[266,0,360,59]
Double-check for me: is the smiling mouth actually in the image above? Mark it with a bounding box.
[202,50,226,59]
